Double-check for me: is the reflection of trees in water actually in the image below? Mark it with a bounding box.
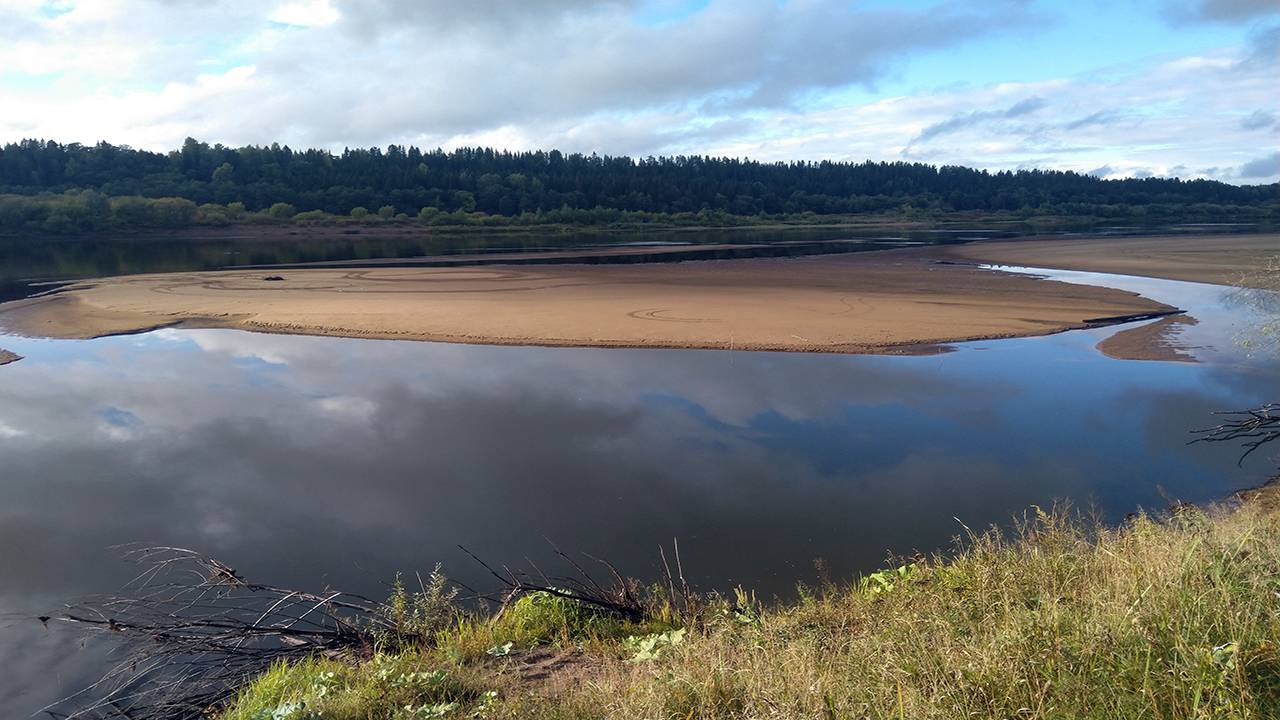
[1229,256,1280,356]
[1202,257,1280,470]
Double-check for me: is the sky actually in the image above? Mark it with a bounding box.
[0,0,1277,183]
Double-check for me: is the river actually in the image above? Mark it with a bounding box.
[0,246,1276,715]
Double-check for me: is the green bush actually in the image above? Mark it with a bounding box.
[149,197,197,226]
[267,202,297,219]
[196,203,234,225]
[292,210,329,223]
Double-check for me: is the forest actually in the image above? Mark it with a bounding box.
[0,138,1275,234]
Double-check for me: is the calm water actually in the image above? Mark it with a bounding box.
[1,267,1277,715]
[0,227,919,302]
[1,221,1265,302]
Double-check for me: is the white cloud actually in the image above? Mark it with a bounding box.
[0,0,1036,148]
[315,395,377,421]
[0,1,1274,183]
[185,329,293,365]
[271,0,340,28]
[0,420,27,438]
[706,42,1278,182]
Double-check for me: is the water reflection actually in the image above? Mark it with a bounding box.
[3,222,1265,301]
[0,227,937,302]
[0,272,1276,714]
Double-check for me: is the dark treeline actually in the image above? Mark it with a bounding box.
[1,138,1275,233]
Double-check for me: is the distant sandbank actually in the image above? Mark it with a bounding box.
[0,233,1272,358]
[941,233,1277,288]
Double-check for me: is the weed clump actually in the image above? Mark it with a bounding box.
[222,496,1280,720]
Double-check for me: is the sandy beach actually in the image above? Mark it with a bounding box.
[0,233,1271,357]
[0,236,1213,356]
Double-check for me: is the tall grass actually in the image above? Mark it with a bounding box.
[221,496,1280,720]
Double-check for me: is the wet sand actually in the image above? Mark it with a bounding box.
[0,349,20,366]
[940,233,1277,287]
[1096,315,1199,363]
[0,243,1177,355]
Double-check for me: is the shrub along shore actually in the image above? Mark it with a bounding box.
[0,190,793,234]
[2,189,1275,238]
[219,485,1280,720]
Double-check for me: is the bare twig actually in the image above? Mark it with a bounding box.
[50,541,694,719]
[457,543,648,622]
[1192,404,1280,466]
[43,546,401,720]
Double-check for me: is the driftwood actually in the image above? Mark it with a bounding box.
[1083,309,1185,326]
[44,546,392,719]
[1192,404,1280,466]
[45,542,683,719]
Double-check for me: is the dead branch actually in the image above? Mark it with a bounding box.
[46,541,689,719]
[1192,404,1280,466]
[43,545,397,720]
[456,543,649,623]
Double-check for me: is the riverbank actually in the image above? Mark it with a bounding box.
[942,233,1278,287]
[218,485,1280,720]
[0,211,965,242]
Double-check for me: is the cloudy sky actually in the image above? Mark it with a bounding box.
[1,0,1277,182]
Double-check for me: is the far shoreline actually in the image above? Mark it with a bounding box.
[1,212,1270,245]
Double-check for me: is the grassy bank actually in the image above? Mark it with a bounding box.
[221,492,1280,720]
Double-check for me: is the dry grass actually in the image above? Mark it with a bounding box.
[221,495,1280,720]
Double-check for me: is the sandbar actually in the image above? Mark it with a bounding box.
[0,349,20,366]
[1096,315,1199,363]
[0,241,1183,355]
